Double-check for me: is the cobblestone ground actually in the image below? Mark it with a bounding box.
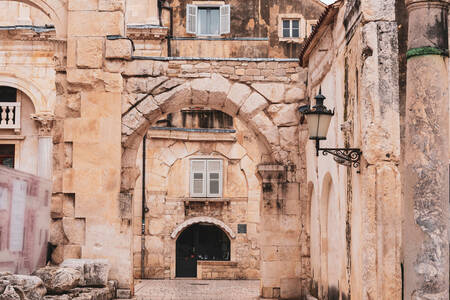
[134,279,260,300]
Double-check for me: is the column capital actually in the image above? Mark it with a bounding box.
[31,113,55,136]
[406,0,448,11]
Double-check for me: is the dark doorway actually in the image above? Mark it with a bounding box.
[175,223,230,278]
[0,144,14,168]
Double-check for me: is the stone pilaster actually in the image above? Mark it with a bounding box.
[404,0,449,299]
[31,113,55,180]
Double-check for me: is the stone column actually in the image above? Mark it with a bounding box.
[404,0,449,299]
[31,113,54,180]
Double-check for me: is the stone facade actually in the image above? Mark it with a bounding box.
[0,0,448,299]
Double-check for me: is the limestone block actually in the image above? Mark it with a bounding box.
[61,259,111,287]
[51,245,64,265]
[32,267,81,294]
[280,278,302,299]
[68,11,124,36]
[105,60,125,73]
[63,245,82,259]
[279,126,299,151]
[268,104,299,127]
[135,96,161,123]
[0,285,20,300]
[249,112,280,146]
[68,0,98,10]
[103,72,123,92]
[285,86,305,103]
[105,39,131,60]
[361,0,396,22]
[208,73,231,108]
[67,69,102,86]
[223,83,252,116]
[191,77,210,105]
[76,38,103,69]
[51,194,63,219]
[123,60,153,76]
[99,0,125,12]
[239,92,268,121]
[1,274,47,300]
[169,142,189,159]
[62,218,86,245]
[251,83,285,103]
[152,78,186,95]
[50,219,67,246]
[154,82,191,113]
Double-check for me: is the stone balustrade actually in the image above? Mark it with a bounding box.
[0,102,20,130]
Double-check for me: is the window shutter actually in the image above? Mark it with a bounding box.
[207,160,222,197]
[219,5,230,34]
[186,4,197,34]
[190,160,206,197]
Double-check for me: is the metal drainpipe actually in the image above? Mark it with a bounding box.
[161,5,173,57]
[141,134,147,279]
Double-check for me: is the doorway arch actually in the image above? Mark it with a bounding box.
[175,223,231,278]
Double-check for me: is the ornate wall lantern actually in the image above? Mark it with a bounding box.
[299,89,362,168]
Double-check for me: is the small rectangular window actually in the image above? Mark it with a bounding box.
[282,19,301,38]
[190,159,222,198]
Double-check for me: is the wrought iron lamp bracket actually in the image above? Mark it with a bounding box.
[315,140,362,169]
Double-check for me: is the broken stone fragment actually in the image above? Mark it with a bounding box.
[33,266,81,294]
[0,285,21,300]
[60,259,111,287]
[0,274,46,300]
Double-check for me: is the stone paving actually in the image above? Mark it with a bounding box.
[134,279,260,300]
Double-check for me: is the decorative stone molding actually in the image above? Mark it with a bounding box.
[170,216,236,239]
[257,164,286,183]
[127,24,168,40]
[31,112,55,136]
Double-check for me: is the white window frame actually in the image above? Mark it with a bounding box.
[277,13,306,42]
[186,3,230,36]
[190,158,223,198]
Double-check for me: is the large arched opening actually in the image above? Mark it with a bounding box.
[175,223,231,278]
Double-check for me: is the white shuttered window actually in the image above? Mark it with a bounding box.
[186,4,230,36]
[190,159,223,197]
[186,4,197,34]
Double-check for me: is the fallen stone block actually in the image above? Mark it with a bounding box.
[33,266,81,294]
[0,274,47,300]
[61,259,110,287]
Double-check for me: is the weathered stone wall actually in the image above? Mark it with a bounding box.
[303,1,403,299]
[131,117,264,280]
[165,0,325,58]
[120,57,310,297]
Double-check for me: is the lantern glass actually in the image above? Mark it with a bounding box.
[305,113,332,140]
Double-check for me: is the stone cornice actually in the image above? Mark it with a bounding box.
[127,24,169,40]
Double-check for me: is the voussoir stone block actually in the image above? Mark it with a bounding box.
[61,259,111,287]
[239,92,268,121]
[33,266,81,294]
[251,83,285,103]
[223,82,251,116]
[267,104,299,126]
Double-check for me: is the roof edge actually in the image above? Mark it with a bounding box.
[299,0,343,67]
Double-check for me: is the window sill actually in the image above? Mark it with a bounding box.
[278,37,304,43]
[148,127,236,142]
[165,197,248,202]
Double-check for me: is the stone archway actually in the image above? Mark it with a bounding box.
[121,73,293,195]
[0,73,50,114]
[0,0,67,38]
[170,216,236,240]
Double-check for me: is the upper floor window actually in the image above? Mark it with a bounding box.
[186,4,230,36]
[190,159,223,198]
[0,144,14,169]
[283,19,300,38]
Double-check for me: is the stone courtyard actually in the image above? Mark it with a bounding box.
[0,0,448,299]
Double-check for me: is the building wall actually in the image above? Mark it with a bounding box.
[132,117,266,280]
[304,1,403,299]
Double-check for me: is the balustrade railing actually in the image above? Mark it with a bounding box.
[0,102,20,130]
